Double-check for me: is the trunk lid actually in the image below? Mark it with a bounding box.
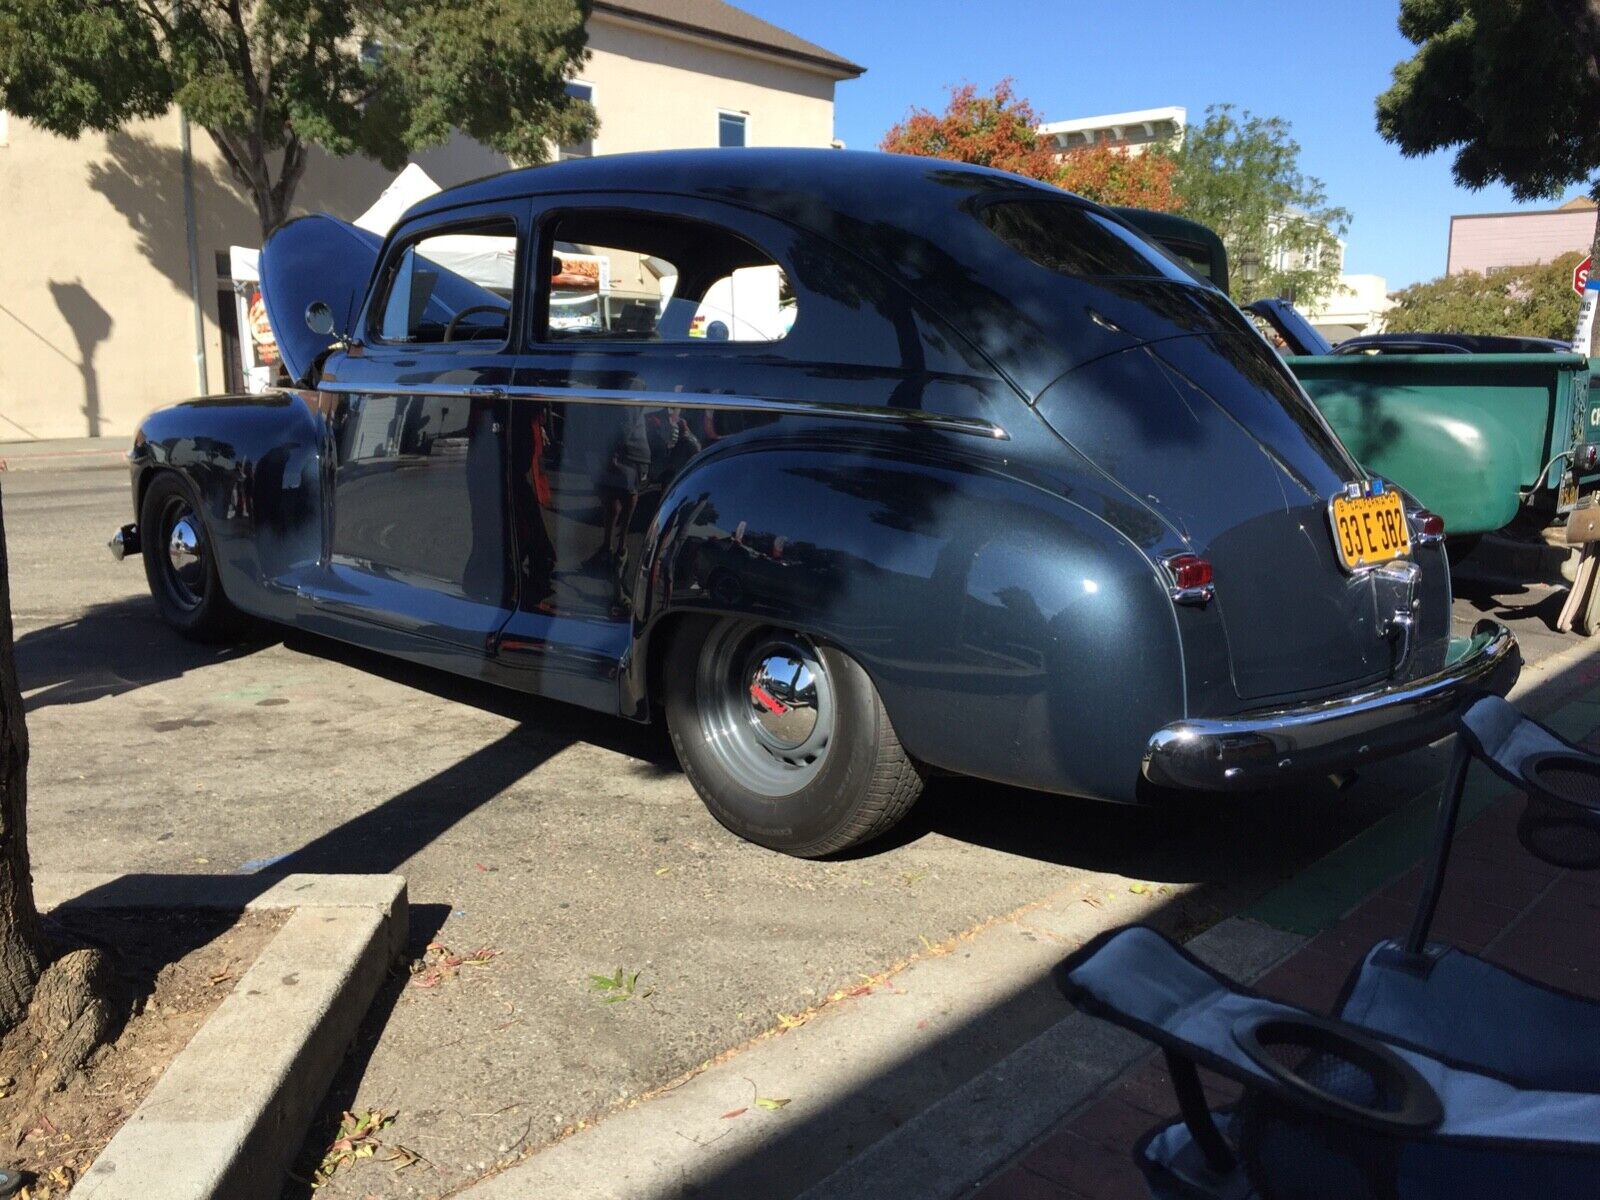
[1035,328,1399,702]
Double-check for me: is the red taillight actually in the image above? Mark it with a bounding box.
[1166,554,1213,591]
[1414,510,1445,539]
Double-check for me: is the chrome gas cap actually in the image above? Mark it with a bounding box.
[168,515,202,573]
[747,653,819,748]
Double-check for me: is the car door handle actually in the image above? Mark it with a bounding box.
[466,386,505,399]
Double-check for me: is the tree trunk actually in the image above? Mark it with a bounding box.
[0,486,45,1030]
[205,128,301,239]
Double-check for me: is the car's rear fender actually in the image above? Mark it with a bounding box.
[625,435,1186,803]
[130,390,325,622]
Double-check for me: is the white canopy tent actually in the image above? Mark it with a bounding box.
[228,163,513,390]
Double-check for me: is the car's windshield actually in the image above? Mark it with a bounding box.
[977,200,1202,286]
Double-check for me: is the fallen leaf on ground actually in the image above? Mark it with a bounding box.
[720,1107,747,1120]
[410,943,502,989]
[315,1109,395,1185]
[755,1096,791,1110]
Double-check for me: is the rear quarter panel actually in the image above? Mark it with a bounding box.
[629,432,1184,803]
[131,391,325,622]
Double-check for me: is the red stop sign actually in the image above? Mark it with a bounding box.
[1577,255,1593,296]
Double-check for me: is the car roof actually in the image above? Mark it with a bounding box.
[405,148,1048,222]
[399,149,1244,397]
[1337,332,1569,354]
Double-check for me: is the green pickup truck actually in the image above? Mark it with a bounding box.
[1119,208,1600,544]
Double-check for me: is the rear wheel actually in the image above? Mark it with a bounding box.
[139,472,247,642]
[664,617,924,857]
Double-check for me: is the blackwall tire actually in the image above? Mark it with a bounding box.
[664,616,924,857]
[139,472,248,643]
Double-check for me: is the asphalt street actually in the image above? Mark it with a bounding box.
[5,463,1578,1197]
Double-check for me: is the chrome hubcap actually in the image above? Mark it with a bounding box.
[698,624,834,796]
[168,516,201,574]
[747,653,819,749]
[158,500,207,610]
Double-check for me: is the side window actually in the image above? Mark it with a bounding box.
[374,218,517,346]
[540,212,794,344]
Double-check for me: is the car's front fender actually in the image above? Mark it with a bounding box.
[624,438,1185,803]
[130,390,325,621]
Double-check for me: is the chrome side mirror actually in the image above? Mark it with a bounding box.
[305,301,336,336]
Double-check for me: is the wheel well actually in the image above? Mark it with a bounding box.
[133,464,168,522]
[642,612,694,715]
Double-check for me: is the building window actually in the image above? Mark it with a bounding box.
[718,111,747,149]
[561,82,594,160]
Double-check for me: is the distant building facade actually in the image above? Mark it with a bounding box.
[1037,106,1186,156]
[0,0,861,440]
[1447,198,1597,276]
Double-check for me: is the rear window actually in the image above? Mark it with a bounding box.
[978,201,1197,284]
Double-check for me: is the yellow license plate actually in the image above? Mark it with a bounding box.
[1329,490,1411,571]
[1560,476,1580,512]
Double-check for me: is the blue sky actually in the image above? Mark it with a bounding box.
[736,0,1588,289]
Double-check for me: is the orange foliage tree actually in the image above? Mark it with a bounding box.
[879,80,1182,212]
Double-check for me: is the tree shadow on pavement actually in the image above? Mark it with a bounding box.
[16,597,274,712]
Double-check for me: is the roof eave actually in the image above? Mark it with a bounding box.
[590,2,865,79]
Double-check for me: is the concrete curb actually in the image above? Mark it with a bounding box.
[0,444,128,474]
[41,872,408,1200]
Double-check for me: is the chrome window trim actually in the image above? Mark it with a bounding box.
[317,381,1009,441]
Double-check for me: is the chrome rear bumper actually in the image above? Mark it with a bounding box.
[1142,620,1519,791]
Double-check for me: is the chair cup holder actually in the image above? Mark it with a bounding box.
[1232,1015,1443,1133]
[1519,753,1600,869]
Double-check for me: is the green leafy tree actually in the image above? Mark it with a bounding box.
[1377,0,1600,348]
[1384,252,1587,339]
[0,0,597,235]
[1173,104,1350,306]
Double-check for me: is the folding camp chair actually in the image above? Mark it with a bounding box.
[1056,695,1600,1199]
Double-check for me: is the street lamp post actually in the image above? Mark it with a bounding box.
[1238,248,1261,296]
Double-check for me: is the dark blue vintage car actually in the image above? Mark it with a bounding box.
[112,150,1518,856]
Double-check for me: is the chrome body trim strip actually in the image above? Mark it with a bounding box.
[316,381,1010,441]
[1142,619,1519,791]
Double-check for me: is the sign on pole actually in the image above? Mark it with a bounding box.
[1573,255,1599,354]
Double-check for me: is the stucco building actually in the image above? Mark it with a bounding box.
[0,0,861,440]
[1037,106,1186,156]
[1446,197,1597,276]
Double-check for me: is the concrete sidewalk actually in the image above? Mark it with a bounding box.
[0,436,127,473]
[973,690,1600,1199]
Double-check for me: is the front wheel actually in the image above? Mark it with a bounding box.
[139,472,247,642]
[664,617,924,857]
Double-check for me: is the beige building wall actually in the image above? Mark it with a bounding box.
[1447,203,1597,276]
[0,111,508,441]
[0,11,841,441]
[579,14,838,153]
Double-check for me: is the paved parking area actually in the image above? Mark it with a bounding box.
[6,463,1581,1197]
